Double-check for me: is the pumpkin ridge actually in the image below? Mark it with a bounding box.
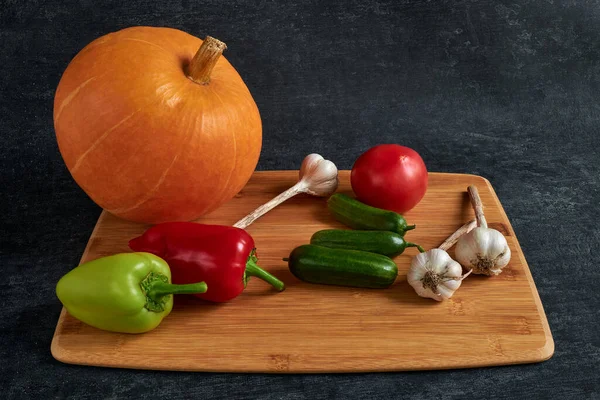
[69,35,113,65]
[206,86,239,210]
[121,37,172,56]
[106,97,199,215]
[54,75,99,122]
[107,153,180,215]
[71,109,141,174]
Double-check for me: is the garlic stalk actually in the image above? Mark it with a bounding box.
[233,154,339,229]
[407,220,477,301]
[455,185,511,276]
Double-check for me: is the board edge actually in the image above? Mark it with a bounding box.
[51,210,108,365]
[466,172,555,363]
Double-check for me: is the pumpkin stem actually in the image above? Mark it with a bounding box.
[187,36,227,85]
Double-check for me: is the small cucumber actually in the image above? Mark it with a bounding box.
[310,229,425,257]
[285,244,398,289]
[327,193,415,236]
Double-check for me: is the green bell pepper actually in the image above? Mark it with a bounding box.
[56,252,207,334]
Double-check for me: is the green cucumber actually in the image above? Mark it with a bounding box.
[310,229,425,257]
[285,244,398,289]
[327,193,415,236]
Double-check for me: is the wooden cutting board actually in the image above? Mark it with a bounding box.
[51,171,554,373]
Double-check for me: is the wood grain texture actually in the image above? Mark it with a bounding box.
[51,171,554,373]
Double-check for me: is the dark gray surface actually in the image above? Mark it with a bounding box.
[1,0,599,398]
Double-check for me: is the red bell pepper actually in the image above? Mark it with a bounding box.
[128,222,285,302]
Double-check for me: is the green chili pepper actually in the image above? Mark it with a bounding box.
[56,252,207,334]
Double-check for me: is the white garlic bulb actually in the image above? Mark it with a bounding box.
[233,153,339,229]
[408,249,472,301]
[455,185,511,276]
[455,228,511,276]
[298,153,339,196]
[406,220,476,301]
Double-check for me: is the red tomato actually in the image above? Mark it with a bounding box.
[351,144,428,214]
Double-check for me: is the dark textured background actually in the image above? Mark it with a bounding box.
[1,0,599,398]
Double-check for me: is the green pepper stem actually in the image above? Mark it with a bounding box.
[147,281,208,302]
[404,224,416,232]
[406,243,426,253]
[245,258,285,292]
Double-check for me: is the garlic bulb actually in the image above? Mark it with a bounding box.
[408,249,472,301]
[298,153,339,196]
[407,220,476,301]
[233,153,339,229]
[455,185,511,276]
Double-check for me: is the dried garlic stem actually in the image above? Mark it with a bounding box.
[468,185,487,229]
[233,184,303,229]
[233,153,339,230]
[438,220,477,251]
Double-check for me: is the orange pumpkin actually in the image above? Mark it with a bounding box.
[53,27,262,223]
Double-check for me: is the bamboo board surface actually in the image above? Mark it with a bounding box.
[51,171,554,373]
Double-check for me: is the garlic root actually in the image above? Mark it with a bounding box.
[233,154,339,229]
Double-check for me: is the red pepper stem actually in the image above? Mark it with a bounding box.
[245,258,285,292]
[147,281,208,301]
